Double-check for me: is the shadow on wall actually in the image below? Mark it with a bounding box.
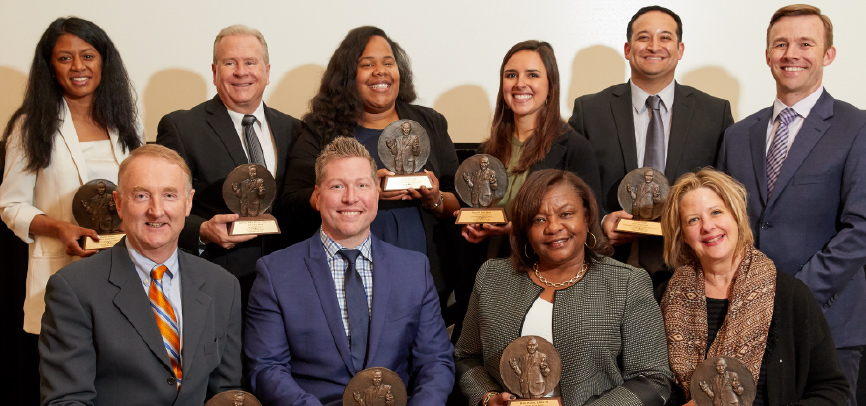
[681,66,741,122]
[143,69,208,141]
[267,64,325,120]
[433,85,492,144]
[0,67,28,132]
[566,45,626,112]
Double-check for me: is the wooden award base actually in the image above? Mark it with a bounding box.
[229,214,281,236]
[615,219,662,236]
[507,397,563,406]
[382,174,433,191]
[455,208,507,225]
[81,233,125,250]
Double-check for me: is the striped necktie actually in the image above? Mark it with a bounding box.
[150,265,182,388]
[242,115,266,166]
[767,108,798,194]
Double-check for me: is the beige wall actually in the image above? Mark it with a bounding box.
[1,0,861,143]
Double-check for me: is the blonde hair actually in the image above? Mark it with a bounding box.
[661,168,753,268]
[315,136,377,186]
[213,24,269,64]
[767,4,833,49]
[117,144,192,195]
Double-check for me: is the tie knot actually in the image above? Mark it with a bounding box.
[338,249,361,265]
[646,95,662,110]
[778,108,798,125]
[242,115,257,126]
[151,264,169,280]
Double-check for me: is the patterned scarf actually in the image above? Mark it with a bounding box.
[661,246,776,399]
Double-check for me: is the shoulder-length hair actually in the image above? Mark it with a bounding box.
[3,16,140,171]
[660,168,754,268]
[511,169,613,272]
[304,26,416,142]
[481,40,567,175]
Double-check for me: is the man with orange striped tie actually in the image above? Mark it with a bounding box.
[39,144,242,406]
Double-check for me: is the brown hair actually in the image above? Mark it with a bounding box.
[660,168,754,268]
[481,40,567,175]
[315,136,377,186]
[767,4,833,49]
[510,169,612,271]
[117,144,192,194]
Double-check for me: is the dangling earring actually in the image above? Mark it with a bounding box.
[585,232,598,249]
[524,243,536,259]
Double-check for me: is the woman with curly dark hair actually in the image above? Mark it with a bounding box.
[0,16,142,335]
[282,26,460,307]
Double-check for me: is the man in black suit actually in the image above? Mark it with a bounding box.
[568,6,733,281]
[157,25,298,304]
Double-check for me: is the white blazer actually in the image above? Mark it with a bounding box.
[0,100,138,333]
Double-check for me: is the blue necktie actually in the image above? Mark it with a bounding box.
[339,249,368,372]
[767,108,797,194]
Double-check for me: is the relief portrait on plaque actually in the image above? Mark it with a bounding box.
[72,179,125,249]
[617,167,670,221]
[344,367,407,406]
[205,390,261,406]
[499,335,562,404]
[508,337,551,399]
[690,356,756,406]
[233,165,266,217]
[221,164,280,236]
[378,120,430,175]
[454,154,509,224]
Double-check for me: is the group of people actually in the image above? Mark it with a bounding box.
[1,3,864,406]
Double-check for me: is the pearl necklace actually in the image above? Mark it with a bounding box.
[533,263,588,288]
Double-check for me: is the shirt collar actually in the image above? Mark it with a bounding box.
[319,228,372,262]
[125,238,180,281]
[630,79,676,114]
[225,101,266,125]
[773,86,824,122]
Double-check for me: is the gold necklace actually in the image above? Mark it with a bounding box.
[533,262,588,288]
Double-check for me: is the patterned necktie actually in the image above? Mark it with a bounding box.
[150,265,182,388]
[338,249,368,372]
[644,95,666,172]
[767,108,798,194]
[241,115,266,166]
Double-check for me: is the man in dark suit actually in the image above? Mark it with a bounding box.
[569,6,733,281]
[717,5,866,404]
[39,145,241,405]
[157,25,298,305]
[244,137,454,406]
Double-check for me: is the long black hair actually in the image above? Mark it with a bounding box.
[304,26,416,142]
[3,17,140,171]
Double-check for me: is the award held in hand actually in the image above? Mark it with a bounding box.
[615,167,670,236]
[72,179,124,250]
[222,164,280,236]
[377,119,433,191]
[343,367,408,406]
[455,154,508,225]
[690,356,756,406]
[499,336,563,406]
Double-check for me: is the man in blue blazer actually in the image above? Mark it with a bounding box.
[244,137,454,406]
[717,5,866,404]
[39,145,242,405]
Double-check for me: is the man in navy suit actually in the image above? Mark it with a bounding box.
[717,5,866,404]
[244,137,454,406]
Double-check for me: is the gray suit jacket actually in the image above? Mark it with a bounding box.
[39,241,242,406]
[568,82,733,274]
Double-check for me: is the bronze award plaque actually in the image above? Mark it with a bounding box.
[222,164,280,236]
[377,120,433,191]
[615,167,670,236]
[343,367,408,406]
[690,356,756,406]
[454,154,508,225]
[499,336,563,406]
[72,179,124,250]
[206,390,262,406]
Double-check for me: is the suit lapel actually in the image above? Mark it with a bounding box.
[177,252,211,378]
[264,104,290,183]
[611,85,638,172]
[108,242,174,373]
[56,99,88,184]
[205,95,249,166]
[749,112,772,206]
[366,237,392,364]
[304,238,356,373]
[665,83,694,180]
[768,92,834,207]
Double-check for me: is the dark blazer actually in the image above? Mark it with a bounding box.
[717,91,866,348]
[281,102,460,301]
[244,233,455,406]
[568,82,734,274]
[39,241,242,406]
[156,95,299,279]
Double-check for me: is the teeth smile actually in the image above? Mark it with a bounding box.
[146,222,165,228]
[233,83,252,87]
[370,84,389,89]
[341,211,361,216]
[72,78,88,82]
[783,67,805,71]
[514,94,533,100]
[704,235,723,244]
